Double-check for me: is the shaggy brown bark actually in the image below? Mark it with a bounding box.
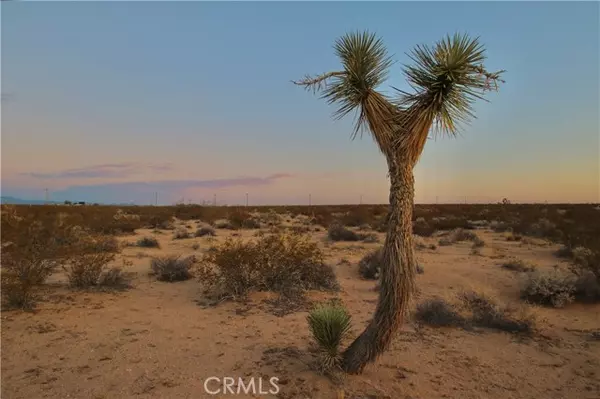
[342,152,417,374]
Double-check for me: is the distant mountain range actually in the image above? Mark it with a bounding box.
[0,196,61,205]
[0,196,140,206]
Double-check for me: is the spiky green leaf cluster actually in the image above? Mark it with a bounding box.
[307,302,352,371]
[396,33,505,136]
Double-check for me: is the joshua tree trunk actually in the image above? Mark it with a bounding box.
[342,152,417,374]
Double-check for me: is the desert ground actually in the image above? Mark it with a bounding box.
[1,204,599,399]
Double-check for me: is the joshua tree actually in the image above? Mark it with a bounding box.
[294,31,504,374]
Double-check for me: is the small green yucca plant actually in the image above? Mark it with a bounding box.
[307,302,352,372]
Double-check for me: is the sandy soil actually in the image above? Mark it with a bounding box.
[2,224,599,399]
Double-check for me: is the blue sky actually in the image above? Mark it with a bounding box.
[1,1,598,205]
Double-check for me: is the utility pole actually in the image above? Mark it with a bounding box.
[245,193,248,207]
[213,194,217,206]
[308,193,311,206]
[360,194,363,205]
[155,192,158,206]
[44,188,49,204]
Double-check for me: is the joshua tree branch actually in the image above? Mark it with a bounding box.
[291,71,346,93]
[474,65,506,92]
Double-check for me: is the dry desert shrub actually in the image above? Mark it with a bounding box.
[327,222,360,242]
[96,267,132,290]
[195,226,216,237]
[358,248,383,280]
[358,223,372,231]
[150,255,195,282]
[327,222,378,243]
[450,228,480,243]
[260,209,282,226]
[136,236,160,248]
[414,236,428,250]
[63,251,117,288]
[438,237,452,246]
[501,258,537,273]
[506,232,523,242]
[289,225,311,234]
[528,218,560,239]
[172,227,191,240]
[62,234,124,288]
[416,263,425,274]
[554,244,574,258]
[414,298,466,327]
[438,228,483,247]
[413,217,435,237]
[472,236,486,248]
[0,208,109,308]
[568,247,600,302]
[340,206,375,227]
[360,233,379,243]
[520,269,576,308]
[490,220,512,233]
[198,233,338,300]
[458,290,535,333]
[415,292,535,334]
[430,216,476,231]
[213,219,235,230]
[156,219,175,230]
[228,209,261,229]
[358,247,423,279]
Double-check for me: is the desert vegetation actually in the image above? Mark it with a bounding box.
[1,201,599,398]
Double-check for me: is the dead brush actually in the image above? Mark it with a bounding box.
[506,232,523,242]
[458,290,536,334]
[136,236,160,248]
[413,217,435,237]
[501,258,537,272]
[327,222,360,242]
[568,247,600,302]
[449,228,480,243]
[414,298,466,327]
[415,292,536,334]
[62,230,124,288]
[358,248,383,280]
[195,226,216,237]
[1,210,84,308]
[97,267,132,290]
[172,227,190,240]
[228,209,260,229]
[414,236,428,250]
[63,251,117,288]
[198,233,338,301]
[150,255,195,282]
[1,265,47,310]
[520,269,576,308]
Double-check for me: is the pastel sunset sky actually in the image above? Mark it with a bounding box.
[1,1,598,205]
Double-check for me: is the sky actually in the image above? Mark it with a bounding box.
[1,1,598,205]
